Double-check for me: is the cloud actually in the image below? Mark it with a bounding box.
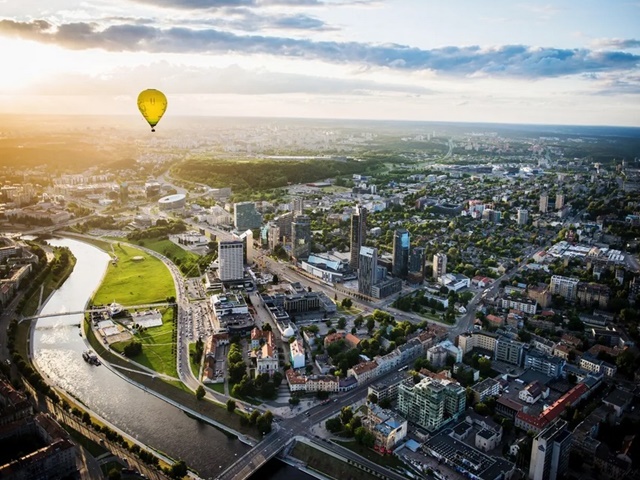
[592,38,640,50]
[128,0,326,9]
[1,19,639,79]
[22,62,435,96]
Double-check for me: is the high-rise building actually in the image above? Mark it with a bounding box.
[409,246,425,274]
[291,215,311,260]
[529,419,572,480]
[119,182,129,203]
[555,193,565,210]
[550,275,580,301]
[350,206,368,270]
[517,209,529,226]
[275,212,293,241]
[234,202,263,231]
[292,196,304,216]
[218,240,244,281]
[539,194,549,214]
[238,230,254,264]
[392,228,410,278]
[433,253,447,280]
[267,223,280,251]
[397,377,465,432]
[358,246,377,297]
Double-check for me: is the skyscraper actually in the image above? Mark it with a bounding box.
[218,240,244,281]
[292,196,304,216]
[358,246,377,297]
[350,206,368,270]
[409,246,425,274]
[291,214,311,260]
[529,419,572,480]
[392,228,410,278]
[555,193,565,210]
[234,202,263,231]
[539,193,549,214]
[517,208,529,225]
[433,253,447,280]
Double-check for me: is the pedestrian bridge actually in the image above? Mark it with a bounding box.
[20,302,175,322]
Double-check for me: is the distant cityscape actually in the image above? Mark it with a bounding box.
[1,117,640,480]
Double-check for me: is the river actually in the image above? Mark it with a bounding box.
[32,238,309,480]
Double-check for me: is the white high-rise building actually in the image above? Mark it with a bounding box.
[433,253,447,280]
[539,194,549,214]
[218,240,244,281]
[517,209,529,226]
[529,420,572,480]
[555,193,565,210]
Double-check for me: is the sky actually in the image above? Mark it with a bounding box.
[0,0,639,126]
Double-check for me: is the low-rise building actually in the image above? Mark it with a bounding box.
[348,360,379,384]
[579,353,617,377]
[495,336,525,366]
[365,403,408,452]
[524,349,565,378]
[518,381,547,404]
[471,378,500,403]
[290,338,305,369]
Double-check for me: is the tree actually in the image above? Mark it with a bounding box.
[354,315,364,329]
[226,399,236,413]
[123,340,142,357]
[249,410,260,425]
[196,385,205,400]
[257,410,274,434]
[340,406,353,425]
[326,417,342,433]
[108,468,122,480]
[337,317,347,330]
[366,317,375,332]
[170,460,188,479]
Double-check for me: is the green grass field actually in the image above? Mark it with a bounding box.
[188,342,201,380]
[140,238,199,264]
[92,243,175,306]
[111,308,177,377]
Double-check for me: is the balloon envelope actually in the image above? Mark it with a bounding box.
[137,89,167,131]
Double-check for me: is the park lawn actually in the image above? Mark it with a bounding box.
[92,243,175,306]
[139,238,200,266]
[207,383,225,394]
[336,304,363,315]
[188,342,201,380]
[112,308,177,377]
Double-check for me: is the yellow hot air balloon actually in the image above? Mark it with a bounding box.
[137,89,167,132]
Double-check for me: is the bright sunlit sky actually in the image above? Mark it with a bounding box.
[1,0,639,125]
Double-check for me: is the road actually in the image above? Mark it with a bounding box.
[217,367,414,480]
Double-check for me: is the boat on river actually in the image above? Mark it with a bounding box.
[82,350,101,366]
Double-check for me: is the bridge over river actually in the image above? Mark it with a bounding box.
[20,302,175,322]
[216,372,411,480]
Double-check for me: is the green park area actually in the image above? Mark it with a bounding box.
[137,238,205,277]
[111,308,177,377]
[92,243,175,306]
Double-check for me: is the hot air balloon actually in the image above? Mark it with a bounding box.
[137,89,167,132]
